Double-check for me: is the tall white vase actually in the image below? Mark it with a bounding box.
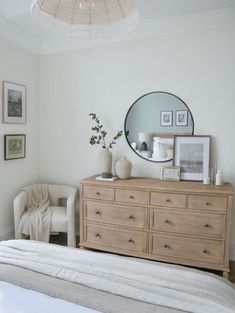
[98,148,112,173]
[115,157,132,179]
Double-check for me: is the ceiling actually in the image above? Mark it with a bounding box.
[0,0,234,54]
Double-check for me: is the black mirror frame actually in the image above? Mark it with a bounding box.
[124,91,195,163]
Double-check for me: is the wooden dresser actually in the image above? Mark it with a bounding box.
[80,176,233,278]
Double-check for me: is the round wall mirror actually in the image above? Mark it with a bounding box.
[124,92,194,163]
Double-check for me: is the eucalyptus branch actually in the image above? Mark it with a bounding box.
[89,113,123,148]
[109,131,123,148]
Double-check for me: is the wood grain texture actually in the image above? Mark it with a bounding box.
[150,192,186,208]
[85,223,147,253]
[80,175,233,278]
[81,175,233,195]
[115,188,149,205]
[83,185,114,201]
[85,201,147,229]
[188,195,227,212]
[151,209,226,238]
[151,234,224,264]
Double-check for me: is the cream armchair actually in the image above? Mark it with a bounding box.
[13,184,77,247]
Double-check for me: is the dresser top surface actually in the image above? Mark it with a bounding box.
[81,175,233,195]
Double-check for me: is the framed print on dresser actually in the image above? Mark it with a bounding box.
[2,81,26,124]
[174,135,211,181]
[161,165,180,181]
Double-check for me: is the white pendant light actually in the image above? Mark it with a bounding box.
[31,0,139,39]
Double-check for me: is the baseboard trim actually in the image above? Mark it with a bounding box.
[0,228,14,241]
[230,243,235,261]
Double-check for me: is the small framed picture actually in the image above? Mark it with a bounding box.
[4,134,26,160]
[161,111,173,127]
[175,110,188,126]
[161,166,180,181]
[3,81,26,124]
[174,135,211,181]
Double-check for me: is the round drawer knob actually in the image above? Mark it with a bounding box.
[164,219,170,224]
[128,238,134,243]
[203,249,209,254]
[164,244,170,249]
[129,195,134,199]
[206,202,211,206]
[95,233,101,238]
[129,215,135,220]
[204,223,209,228]
[95,210,101,215]
[96,192,101,196]
[166,199,171,203]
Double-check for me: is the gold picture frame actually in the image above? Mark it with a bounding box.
[161,165,180,181]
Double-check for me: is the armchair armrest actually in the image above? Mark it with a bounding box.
[13,191,27,239]
[66,187,77,247]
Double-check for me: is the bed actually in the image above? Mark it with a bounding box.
[0,240,234,313]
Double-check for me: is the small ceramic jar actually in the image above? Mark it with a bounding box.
[115,157,132,179]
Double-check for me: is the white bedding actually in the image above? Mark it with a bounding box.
[0,240,235,313]
[0,281,100,313]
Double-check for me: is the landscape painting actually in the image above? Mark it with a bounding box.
[180,143,203,174]
[174,136,210,181]
[7,89,23,117]
[3,82,26,123]
[4,135,26,160]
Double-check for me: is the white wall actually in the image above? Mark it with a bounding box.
[39,26,235,258]
[0,37,40,239]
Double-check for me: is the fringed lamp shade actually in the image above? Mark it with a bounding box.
[31,0,139,39]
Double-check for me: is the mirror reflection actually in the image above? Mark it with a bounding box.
[124,92,194,163]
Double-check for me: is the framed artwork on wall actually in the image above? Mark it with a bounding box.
[160,111,173,127]
[173,135,211,181]
[3,81,26,124]
[4,134,26,160]
[175,110,188,126]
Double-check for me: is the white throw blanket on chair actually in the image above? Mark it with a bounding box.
[0,240,235,313]
[18,184,51,242]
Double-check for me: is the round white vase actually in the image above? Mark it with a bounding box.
[98,148,112,173]
[115,157,132,179]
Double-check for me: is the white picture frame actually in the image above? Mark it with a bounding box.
[174,135,211,181]
[160,111,173,127]
[3,81,26,124]
[175,110,188,126]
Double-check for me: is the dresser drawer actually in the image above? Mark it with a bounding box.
[115,189,148,205]
[83,185,114,201]
[85,224,146,253]
[85,201,147,229]
[151,234,224,264]
[150,192,186,208]
[188,195,227,212]
[151,209,226,238]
